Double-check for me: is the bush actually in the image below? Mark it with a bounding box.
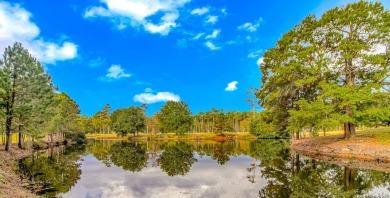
[250,119,281,139]
[65,132,87,144]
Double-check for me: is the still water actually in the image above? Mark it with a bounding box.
[18,140,390,198]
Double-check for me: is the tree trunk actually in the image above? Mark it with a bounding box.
[18,125,23,149]
[344,58,356,139]
[5,116,12,151]
[295,154,300,172]
[295,131,299,140]
[344,123,356,139]
[344,167,356,191]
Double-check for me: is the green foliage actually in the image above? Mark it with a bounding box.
[109,142,148,172]
[190,109,251,133]
[159,142,196,176]
[159,101,192,135]
[111,106,146,136]
[0,42,56,149]
[257,1,390,138]
[18,145,85,197]
[77,115,94,133]
[92,104,111,133]
[47,93,80,136]
[249,111,287,138]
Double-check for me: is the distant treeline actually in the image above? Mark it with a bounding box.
[79,101,256,137]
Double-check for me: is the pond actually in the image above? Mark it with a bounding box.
[18,140,390,197]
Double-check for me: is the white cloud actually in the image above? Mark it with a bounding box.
[0,2,78,64]
[84,0,190,35]
[205,41,220,50]
[205,29,220,39]
[248,50,263,58]
[225,81,238,91]
[191,7,209,15]
[221,8,227,15]
[133,92,180,104]
[238,18,263,32]
[145,88,153,93]
[205,15,218,24]
[106,64,131,79]
[193,33,205,40]
[257,57,264,66]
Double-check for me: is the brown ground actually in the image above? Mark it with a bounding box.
[292,134,390,172]
[0,145,38,198]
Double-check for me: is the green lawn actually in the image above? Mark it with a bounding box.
[357,127,390,144]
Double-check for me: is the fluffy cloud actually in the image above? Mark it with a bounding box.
[106,64,131,79]
[248,50,263,58]
[205,15,218,24]
[238,18,263,32]
[191,7,209,15]
[0,2,78,64]
[205,41,220,50]
[225,81,238,91]
[205,29,220,39]
[257,57,264,66]
[133,92,180,104]
[84,0,190,35]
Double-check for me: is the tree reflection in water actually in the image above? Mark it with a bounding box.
[159,142,196,176]
[18,145,86,197]
[19,140,390,197]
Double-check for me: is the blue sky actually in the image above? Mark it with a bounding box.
[1,0,389,116]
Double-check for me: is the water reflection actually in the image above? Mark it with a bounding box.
[18,145,86,196]
[159,142,196,176]
[18,140,390,197]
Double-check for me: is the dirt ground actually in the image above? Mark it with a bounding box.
[0,145,37,198]
[292,134,390,172]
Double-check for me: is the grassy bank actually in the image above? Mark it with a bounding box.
[86,132,255,141]
[292,127,390,171]
[0,146,37,198]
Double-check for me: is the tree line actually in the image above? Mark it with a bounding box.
[81,101,254,136]
[255,1,390,140]
[0,43,84,151]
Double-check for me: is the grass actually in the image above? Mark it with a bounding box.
[356,127,390,145]
[302,129,365,137]
[300,127,390,146]
[0,133,21,144]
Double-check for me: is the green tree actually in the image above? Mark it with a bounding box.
[258,1,390,139]
[111,106,146,137]
[0,42,55,151]
[159,101,192,135]
[46,93,81,143]
[77,115,94,133]
[91,104,111,134]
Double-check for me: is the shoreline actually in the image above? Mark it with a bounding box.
[0,140,71,198]
[0,145,37,198]
[291,132,390,172]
